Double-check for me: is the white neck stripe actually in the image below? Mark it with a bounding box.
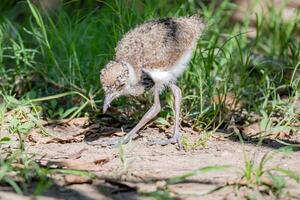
[125,62,137,85]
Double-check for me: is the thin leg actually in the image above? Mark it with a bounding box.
[120,87,161,144]
[149,84,182,149]
[89,87,161,147]
[170,84,182,148]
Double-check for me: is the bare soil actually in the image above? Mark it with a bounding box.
[1,120,300,200]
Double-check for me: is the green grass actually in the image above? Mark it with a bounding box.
[236,146,300,199]
[0,0,299,126]
[0,0,300,197]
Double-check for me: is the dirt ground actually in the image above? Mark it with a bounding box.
[1,119,300,200]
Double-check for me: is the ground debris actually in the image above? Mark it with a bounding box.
[63,174,93,185]
[212,92,243,112]
[27,129,85,144]
[239,121,299,144]
[58,117,90,127]
[38,156,110,171]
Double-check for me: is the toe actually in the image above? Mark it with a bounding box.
[147,137,179,146]
[86,138,121,147]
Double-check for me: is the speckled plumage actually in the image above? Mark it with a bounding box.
[98,16,206,148]
[116,16,205,73]
[100,61,129,92]
[101,16,205,96]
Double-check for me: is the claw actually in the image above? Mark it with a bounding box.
[86,138,122,148]
[85,133,136,148]
[148,136,183,150]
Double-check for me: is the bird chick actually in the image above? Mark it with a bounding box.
[100,16,205,148]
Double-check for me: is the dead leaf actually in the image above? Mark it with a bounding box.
[112,131,126,137]
[53,148,88,159]
[27,130,84,144]
[64,174,93,185]
[94,158,110,165]
[155,180,167,190]
[39,157,109,171]
[269,130,292,140]
[242,122,293,141]
[67,148,88,159]
[45,117,90,127]
[242,122,261,137]
[87,124,100,130]
[65,117,90,127]
[212,92,243,111]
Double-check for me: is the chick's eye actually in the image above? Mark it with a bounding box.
[117,83,125,90]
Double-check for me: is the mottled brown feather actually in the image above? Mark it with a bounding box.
[100,61,129,92]
[115,16,205,75]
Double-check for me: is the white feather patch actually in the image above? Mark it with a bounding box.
[126,62,138,86]
[146,49,193,87]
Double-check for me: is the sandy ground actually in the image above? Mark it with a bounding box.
[1,121,300,200]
